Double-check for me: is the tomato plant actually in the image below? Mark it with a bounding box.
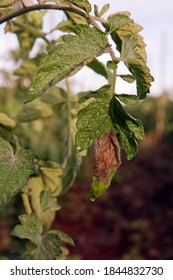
[0,0,153,259]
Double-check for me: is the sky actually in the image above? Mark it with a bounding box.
[0,0,173,97]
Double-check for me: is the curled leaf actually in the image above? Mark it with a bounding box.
[89,131,121,200]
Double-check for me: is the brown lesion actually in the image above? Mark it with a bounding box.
[93,131,121,184]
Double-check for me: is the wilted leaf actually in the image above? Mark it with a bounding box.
[11,213,42,245]
[89,131,121,201]
[0,137,36,210]
[26,25,109,102]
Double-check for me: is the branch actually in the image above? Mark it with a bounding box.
[0,3,87,25]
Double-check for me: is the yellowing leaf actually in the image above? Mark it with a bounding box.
[67,0,91,13]
[0,137,36,210]
[0,113,16,128]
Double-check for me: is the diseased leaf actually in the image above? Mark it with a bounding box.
[33,232,62,260]
[26,25,109,102]
[11,213,42,245]
[65,11,88,25]
[0,137,36,210]
[67,0,91,13]
[89,131,121,201]
[75,85,112,153]
[107,11,132,33]
[106,12,154,99]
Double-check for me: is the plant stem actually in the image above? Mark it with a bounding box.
[22,193,32,215]
[108,46,119,94]
[0,3,109,31]
[112,65,117,95]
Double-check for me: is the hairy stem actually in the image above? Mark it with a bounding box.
[0,3,107,29]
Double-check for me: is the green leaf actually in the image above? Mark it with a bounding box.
[111,96,144,139]
[94,4,99,17]
[110,96,144,159]
[106,60,118,70]
[33,232,62,260]
[26,24,109,102]
[49,230,75,246]
[67,0,91,13]
[75,85,112,153]
[87,59,109,79]
[0,113,16,128]
[116,94,139,105]
[0,137,36,210]
[126,118,144,140]
[128,59,154,100]
[120,131,138,160]
[118,74,135,83]
[11,213,42,245]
